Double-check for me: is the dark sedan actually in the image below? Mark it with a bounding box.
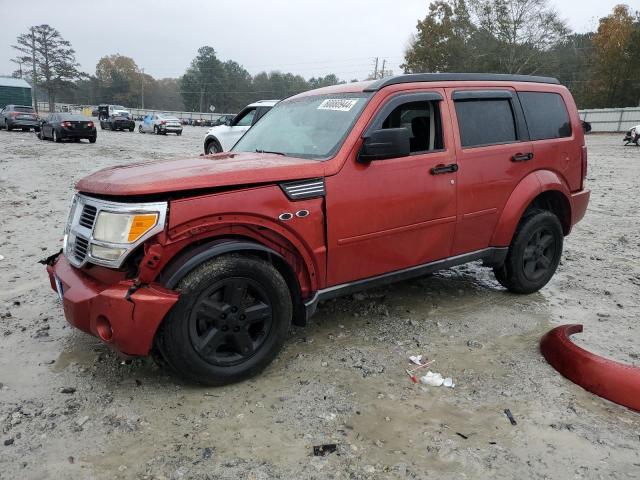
[0,105,40,131]
[100,114,135,132]
[38,113,97,143]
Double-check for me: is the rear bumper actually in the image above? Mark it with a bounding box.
[570,189,590,226]
[60,129,96,138]
[8,119,39,128]
[46,255,179,356]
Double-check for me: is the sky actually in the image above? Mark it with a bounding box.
[0,0,628,82]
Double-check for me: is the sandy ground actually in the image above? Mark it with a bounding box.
[0,127,638,480]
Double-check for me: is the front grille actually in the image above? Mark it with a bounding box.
[79,205,97,229]
[74,236,89,263]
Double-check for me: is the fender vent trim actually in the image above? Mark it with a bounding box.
[280,178,325,200]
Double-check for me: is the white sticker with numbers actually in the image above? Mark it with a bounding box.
[317,98,359,112]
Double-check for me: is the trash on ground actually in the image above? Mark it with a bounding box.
[504,409,517,426]
[456,432,469,439]
[409,355,423,365]
[313,443,338,456]
[419,371,455,388]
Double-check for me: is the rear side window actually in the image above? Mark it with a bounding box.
[455,99,517,147]
[519,92,571,140]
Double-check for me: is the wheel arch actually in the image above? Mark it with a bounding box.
[157,238,307,326]
[491,170,572,247]
[204,135,222,154]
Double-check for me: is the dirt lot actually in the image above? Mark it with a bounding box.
[0,127,638,479]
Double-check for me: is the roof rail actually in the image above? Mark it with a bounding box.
[364,73,560,91]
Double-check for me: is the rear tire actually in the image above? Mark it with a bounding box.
[53,129,61,143]
[157,254,292,385]
[493,209,563,294]
[138,125,144,133]
[154,126,159,135]
[89,136,96,144]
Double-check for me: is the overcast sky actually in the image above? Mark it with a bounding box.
[0,0,627,81]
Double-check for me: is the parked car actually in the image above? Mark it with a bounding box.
[138,113,183,135]
[38,113,96,143]
[203,100,279,154]
[0,104,39,131]
[97,104,131,120]
[623,125,639,145]
[45,73,589,385]
[100,114,135,132]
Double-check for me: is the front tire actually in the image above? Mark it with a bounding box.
[138,125,144,133]
[205,139,221,154]
[493,209,563,294]
[157,254,292,385]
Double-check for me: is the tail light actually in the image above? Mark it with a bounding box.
[87,121,94,128]
[62,121,72,128]
[580,145,588,190]
[10,112,18,118]
[160,120,166,125]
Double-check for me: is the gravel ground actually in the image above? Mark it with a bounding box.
[0,127,638,479]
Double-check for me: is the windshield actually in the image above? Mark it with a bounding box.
[113,105,126,110]
[232,93,371,159]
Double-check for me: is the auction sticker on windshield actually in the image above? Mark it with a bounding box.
[317,98,360,112]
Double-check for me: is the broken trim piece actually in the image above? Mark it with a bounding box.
[540,324,640,412]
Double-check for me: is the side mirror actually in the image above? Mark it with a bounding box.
[357,128,411,163]
[225,117,233,126]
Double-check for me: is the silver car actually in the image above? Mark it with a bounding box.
[138,113,183,135]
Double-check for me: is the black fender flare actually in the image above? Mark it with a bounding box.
[158,239,306,326]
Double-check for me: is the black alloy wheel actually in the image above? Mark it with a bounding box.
[157,254,292,385]
[188,277,273,366]
[493,209,563,294]
[521,227,556,283]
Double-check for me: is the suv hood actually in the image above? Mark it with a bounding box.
[76,152,326,197]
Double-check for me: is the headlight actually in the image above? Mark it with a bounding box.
[93,212,159,243]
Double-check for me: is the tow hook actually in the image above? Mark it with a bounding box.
[39,248,62,266]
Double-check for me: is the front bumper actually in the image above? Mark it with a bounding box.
[46,255,179,356]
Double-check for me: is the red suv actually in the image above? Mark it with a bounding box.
[46,73,590,385]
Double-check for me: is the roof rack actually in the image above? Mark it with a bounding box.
[364,73,560,92]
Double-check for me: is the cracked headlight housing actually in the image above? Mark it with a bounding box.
[63,194,167,268]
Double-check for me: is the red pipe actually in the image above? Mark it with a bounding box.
[540,324,640,412]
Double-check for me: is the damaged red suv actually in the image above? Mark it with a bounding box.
[46,74,590,385]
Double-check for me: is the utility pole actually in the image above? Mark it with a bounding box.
[373,57,379,80]
[381,59,386,79]
[30,27,38,113]
[141,68,145,109]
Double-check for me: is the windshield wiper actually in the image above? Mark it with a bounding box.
[255,149,286,156]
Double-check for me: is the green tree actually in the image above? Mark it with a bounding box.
[12,25,84,111]
[402,0,475,73]
[95,54,142,107]
[469,0,569,73]
[180,46,225,112]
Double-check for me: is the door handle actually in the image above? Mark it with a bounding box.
[430,163,459,175]
[512,152,534,162]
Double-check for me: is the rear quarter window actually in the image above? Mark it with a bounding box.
[519,92,571,140]
[454,99,517,148]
